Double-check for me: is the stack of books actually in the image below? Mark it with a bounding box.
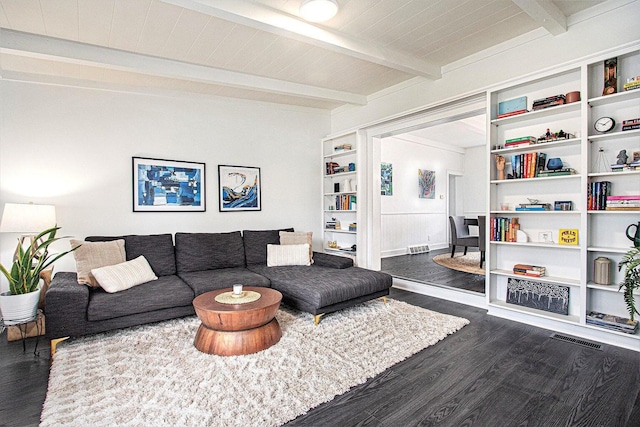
[605,195,640,210]
[504,136,537,147]
[515,203,551,211]
[325,220,338,230]
[536,167,576,177]
[513,264,546,277]
[334,144,352,152]
[587,181,612,210]
[622,118,640,131]
[611,161,640,172]
[532,94,566,110]
[587,311,639,334]
[623,78,640,92]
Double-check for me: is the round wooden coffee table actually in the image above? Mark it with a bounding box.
[192,287,282,356]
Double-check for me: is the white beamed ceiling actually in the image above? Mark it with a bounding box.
[0,0,608,109]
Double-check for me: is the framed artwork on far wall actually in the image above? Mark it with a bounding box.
[418,169,435,199]
[218,165,261,212]
[133,157,205,212]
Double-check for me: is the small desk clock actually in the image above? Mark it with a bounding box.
[594,116,615,133]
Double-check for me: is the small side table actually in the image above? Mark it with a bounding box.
[1,309,44,356]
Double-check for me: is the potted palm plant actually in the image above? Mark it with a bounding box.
[0,226,77,325]
[618,246,640,322]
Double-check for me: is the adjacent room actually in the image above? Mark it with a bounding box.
[1,1,639,426]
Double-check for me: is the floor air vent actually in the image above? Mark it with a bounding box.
[550,333,603,350]
[408,244,430,255]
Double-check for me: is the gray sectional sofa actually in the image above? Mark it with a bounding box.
[45,229,392,342]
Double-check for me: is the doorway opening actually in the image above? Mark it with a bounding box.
[361,94,487,296]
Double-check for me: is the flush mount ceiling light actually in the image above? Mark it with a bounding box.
[299,0,339,22]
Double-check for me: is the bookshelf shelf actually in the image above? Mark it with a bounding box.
[491,269,580,287]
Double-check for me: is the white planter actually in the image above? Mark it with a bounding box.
[0,289,40,325]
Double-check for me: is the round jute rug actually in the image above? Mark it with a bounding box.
[433,252,485,275]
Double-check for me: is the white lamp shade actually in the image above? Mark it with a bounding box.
[300,0,339,22]
[0,203,57,233]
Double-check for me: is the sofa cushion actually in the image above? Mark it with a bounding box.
[248,265,392,309]
[91,255,158,293]
[87,275,194,321]
[175,232,245,273]
[86,234,176,276]
[243,228,294,265]
[178,267,271,296]
[280,231,313,263]
[71,239,126,287]
[267,244,311,266]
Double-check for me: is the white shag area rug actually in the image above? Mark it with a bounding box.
[41,299,469,427]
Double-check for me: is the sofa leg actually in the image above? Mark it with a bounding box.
[50,337,69,357]
[381,296,387,305]
[314,314,325,325]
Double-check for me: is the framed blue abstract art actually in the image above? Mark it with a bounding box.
[218,165,261,212]
[133,157,205,212]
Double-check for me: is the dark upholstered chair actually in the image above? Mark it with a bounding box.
[478,215,486,268]
[449,216,479,257]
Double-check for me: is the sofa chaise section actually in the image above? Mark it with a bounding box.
[243,229,393,323]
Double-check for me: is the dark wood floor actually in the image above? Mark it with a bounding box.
[382,247,486,294]
[2,288,639,427]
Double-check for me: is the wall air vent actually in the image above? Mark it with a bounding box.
[408,245,430,255]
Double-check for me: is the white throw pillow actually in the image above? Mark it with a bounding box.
[91,255,158,293]
[267,244,311,267]
[71,239,126,287]
[279,231,313,264]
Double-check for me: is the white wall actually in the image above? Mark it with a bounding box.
[0,82,330,284]
[331,1,640,132]
[380,137,464,256]
[462,145,487,216]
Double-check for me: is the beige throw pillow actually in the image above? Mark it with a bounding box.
[279,231,313,264]
[71,239,126,287]
[267,244,311,267]
[91,256,158,293]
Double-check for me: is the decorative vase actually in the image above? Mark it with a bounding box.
[0,289,40,325]
[626,222,640,247]
[546,158,563,170]
[593,257,611,285]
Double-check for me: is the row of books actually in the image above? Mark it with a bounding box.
[509,152,546,179]
[335,194,356,211]
[490,217,520,242]
[587,181,611,210]
[586,311,639,334]
[605,195,640,211]
[513,264,546,277]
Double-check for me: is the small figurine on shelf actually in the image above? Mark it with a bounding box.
[495,155,506,180]
[617,149,628,165]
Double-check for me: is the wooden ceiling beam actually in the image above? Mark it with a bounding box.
[0,28,367,105]
[161,0,442,79]
[512,0,567,35]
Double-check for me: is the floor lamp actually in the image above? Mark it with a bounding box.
[0,202,57,261]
